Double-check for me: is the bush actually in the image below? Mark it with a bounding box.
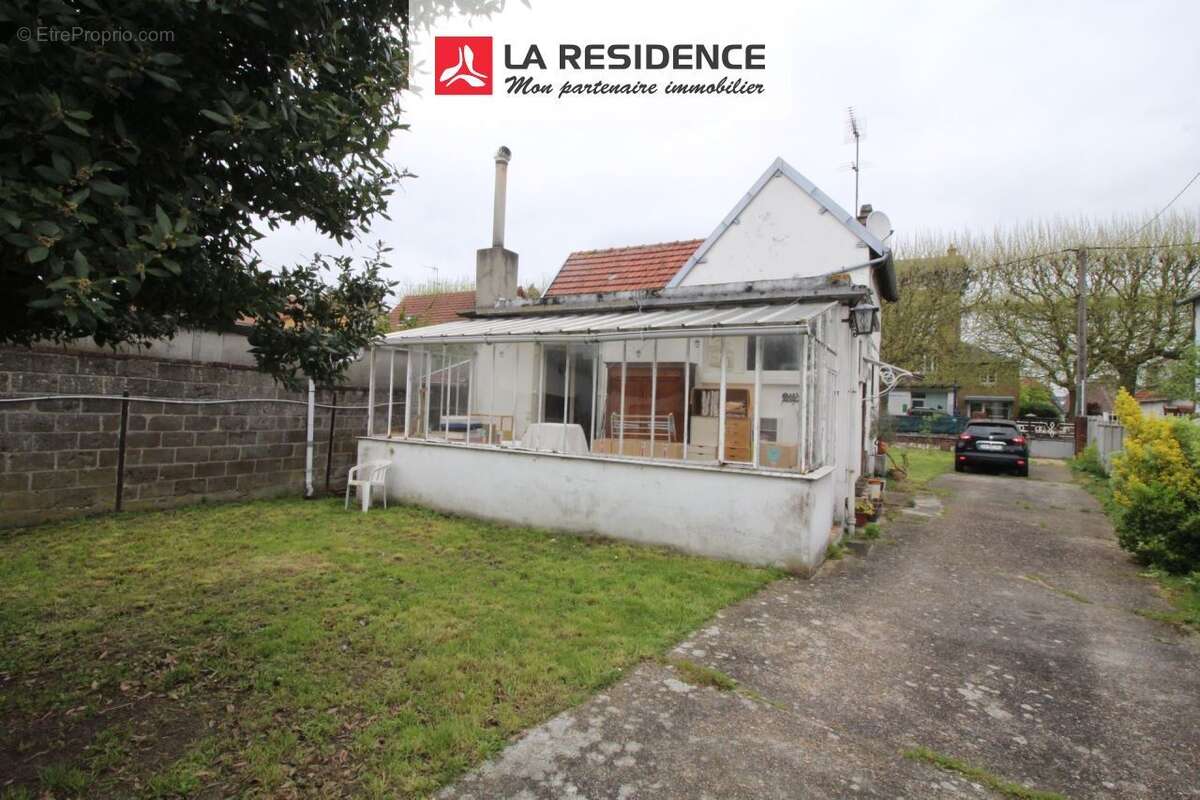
[1070,443,1106,478]
[1110,390,1200,573]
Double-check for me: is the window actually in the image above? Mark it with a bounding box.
[747,335,800,371]
[759,418,778,443]
[910,391,926,409]
[980,368,997,386]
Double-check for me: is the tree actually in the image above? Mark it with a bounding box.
[881,244,970,382]
[967,216,1199,411]
[1019,380,1060,419]
[0,0,496,386]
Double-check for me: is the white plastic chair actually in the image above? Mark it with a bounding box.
[345,461,391,512]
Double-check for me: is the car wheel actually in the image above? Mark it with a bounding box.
[1017,466,1029,477]
[954,461,964,473]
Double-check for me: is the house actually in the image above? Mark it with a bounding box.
[1182,290,1200,397]
[389,290,477,330]
[358,148,900,573]
[1134,390,1196,417]
[880,251,1020,420]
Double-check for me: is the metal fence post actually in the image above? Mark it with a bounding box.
[114,390,130,512]
[325,389,338,493]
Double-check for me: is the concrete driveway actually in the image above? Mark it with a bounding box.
[442,462,1200,799]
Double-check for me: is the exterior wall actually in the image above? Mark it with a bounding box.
[678,173,869,287]
[358,437,838,572]
[1138,400,1166,417]
[0,345,367,527]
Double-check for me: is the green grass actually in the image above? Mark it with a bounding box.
[1135,571,1200,631]
[903,746,1069,800]
[887,446,954,490]
[665,658,737,691]
[0,499,777,798]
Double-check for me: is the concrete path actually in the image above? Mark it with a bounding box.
[442,462,1200,799]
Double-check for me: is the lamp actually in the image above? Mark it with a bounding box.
[848,303,880,336]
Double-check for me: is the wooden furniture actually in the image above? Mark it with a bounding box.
[690,386,752,462]
[604,364,688,441]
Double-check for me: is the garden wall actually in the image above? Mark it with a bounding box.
[0,342,372,528]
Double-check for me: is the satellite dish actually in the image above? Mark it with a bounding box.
[865,209,893,242]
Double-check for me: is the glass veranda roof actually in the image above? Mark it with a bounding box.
[380,301,837,346]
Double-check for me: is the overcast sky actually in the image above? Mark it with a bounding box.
[254,0,1200,297]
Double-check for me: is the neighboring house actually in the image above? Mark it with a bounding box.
[880,250,1019,420]
[1182,290,1200,397]
[389,290,476,330]
[1084,382,1118,416]
[360,150,900,573]
[1134,390,1196,417]
[955,343,1021,419]
[883,347,1020,420]
[886,384,955,416]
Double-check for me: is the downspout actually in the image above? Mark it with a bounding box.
[304,378,316,499]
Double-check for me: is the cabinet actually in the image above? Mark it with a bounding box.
[690,386,752,462]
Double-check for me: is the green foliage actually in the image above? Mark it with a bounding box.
[1110,390,1200,573]
[1116,481,1200,574]
[862,522,881,539]
[1019,381,1061,419]
[1069,443,1106,478]
[667,658,737,691]
[0,0,442,385]
[248,246,394,388]
[1151,344,1199,402]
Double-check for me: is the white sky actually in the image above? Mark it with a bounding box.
[254,0,1200,296]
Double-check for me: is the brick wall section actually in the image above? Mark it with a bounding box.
[0,346,371,527]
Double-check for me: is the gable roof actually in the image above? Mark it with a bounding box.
[664,157,897,300]
[545,240,703,296]
[389,290,476,329]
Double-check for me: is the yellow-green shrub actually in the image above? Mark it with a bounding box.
[1110,389,1200,572]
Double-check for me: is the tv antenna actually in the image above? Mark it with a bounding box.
[846,107,864,213]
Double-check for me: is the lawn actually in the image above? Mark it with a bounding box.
[0,500,777,799]
[886,446,954,489]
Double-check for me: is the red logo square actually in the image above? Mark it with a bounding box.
[435,36,493,95]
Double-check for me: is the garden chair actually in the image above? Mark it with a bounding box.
[345,461,391,512]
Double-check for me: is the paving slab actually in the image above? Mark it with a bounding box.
[441,461,1200,799]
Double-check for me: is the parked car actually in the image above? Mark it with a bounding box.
[954,419,1029,476]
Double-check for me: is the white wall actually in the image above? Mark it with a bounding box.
[359,437,838,572]
[679,173,870,287]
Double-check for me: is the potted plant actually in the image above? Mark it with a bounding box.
[854,497,875,527]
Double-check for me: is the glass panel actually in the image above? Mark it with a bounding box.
[756,333,804,471]
[685,336,724,463]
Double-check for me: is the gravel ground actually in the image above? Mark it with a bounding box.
[441,461,1200,799]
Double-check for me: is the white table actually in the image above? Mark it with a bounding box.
[520,423,589,455]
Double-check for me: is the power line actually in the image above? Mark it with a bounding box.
[1121,168,1200,244]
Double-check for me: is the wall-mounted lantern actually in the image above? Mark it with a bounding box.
[848,303,880,336]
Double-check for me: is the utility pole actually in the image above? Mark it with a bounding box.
[1075,247,1088,417]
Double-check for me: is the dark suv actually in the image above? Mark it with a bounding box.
[954,420,1029,476]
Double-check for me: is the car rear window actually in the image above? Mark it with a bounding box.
[965,423,1019,437]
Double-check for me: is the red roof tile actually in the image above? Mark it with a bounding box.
[545,240,703,296]
[389,290,476,329]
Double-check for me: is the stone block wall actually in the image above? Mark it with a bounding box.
[0,345,372,528]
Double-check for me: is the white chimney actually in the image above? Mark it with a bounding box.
[476,146,519,309]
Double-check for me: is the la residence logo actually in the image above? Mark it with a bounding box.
[435,36,493,95]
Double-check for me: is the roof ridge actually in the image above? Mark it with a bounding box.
[567,239,704,258]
